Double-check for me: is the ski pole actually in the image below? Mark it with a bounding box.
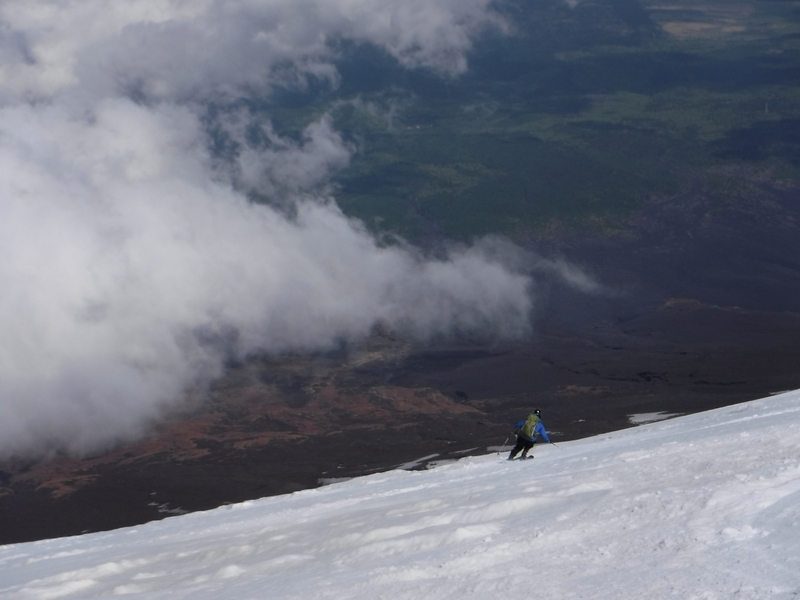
[550,442,563,450]
[496,434,513,455]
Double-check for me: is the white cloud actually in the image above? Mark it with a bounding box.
[0,0,532,458]
[0,0,502,102]
[228,114,354,199]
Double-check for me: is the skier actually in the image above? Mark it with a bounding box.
[508,408,551,460]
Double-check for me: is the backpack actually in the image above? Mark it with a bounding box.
[516,413,540,440]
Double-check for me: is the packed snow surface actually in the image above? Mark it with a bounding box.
[2,391,800,599]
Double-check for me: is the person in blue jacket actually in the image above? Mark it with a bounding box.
[508,408,551,460]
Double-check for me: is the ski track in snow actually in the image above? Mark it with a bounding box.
[1,392,799,599]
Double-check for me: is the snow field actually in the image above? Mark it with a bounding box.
[1,391,799,599]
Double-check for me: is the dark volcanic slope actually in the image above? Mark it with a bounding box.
[3,200,800,545]
[3,178,800,544]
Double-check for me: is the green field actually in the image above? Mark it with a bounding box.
[250,0,800,242]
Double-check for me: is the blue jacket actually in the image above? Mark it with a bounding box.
[515,419,551,443]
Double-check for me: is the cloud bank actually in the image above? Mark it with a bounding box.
[0,0,531,458]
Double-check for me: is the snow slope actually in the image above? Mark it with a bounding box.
[2,391,799,599]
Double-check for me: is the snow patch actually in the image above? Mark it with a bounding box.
[629,411,682,424]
